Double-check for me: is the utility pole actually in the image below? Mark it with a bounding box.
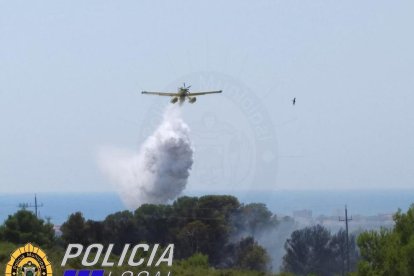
[339,205,352,274]
[18,194,43,218]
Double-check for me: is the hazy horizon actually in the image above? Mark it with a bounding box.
[1,189,413,225]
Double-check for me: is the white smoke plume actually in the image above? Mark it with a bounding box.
[99,105,193,209]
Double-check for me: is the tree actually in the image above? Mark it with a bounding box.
[0,210,54,246]
[330,229,359,274]
[193,195,240,266]
[102,210,138,254]
[60,212,88,245]
[53,194,281,273]
[282,225,358,276]
[234,237,270,272]
[134,204,173,245]
[356,204,414,275]
[85,219,104,244]
[176,220,210,258]
[232,203,277,238]
[172,196,199,224]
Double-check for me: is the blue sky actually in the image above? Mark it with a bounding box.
[1,1,413,193]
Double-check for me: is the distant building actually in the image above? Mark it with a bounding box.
[53,225,62,237]
[293,209,312,219]
[377,213,393,221]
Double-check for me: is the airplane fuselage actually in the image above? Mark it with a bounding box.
[173,88,191,104]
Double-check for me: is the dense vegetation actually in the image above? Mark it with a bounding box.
[59,195,274,270]
[356,204,414,276]
[1,195,412,275]
[282,225,359,276]
[0,208,55,246]
[0,195,276,275]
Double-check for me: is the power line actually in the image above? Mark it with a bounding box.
[18,194,43,218]
[339,205,352,275]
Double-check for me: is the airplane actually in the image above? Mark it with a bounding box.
[142,83,222,104]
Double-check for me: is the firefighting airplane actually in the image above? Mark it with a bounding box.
[141,83,222,104]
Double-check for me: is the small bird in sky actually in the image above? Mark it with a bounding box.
[292,97,296,106]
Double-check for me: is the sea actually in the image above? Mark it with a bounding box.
[0,189,413,225]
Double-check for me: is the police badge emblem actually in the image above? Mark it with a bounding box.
[5,243,53,276]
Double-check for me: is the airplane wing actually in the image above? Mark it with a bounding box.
[187,90,222,96]
[142,91,179,96]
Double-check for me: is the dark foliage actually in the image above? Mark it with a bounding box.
[58,195,271,270]
[282,224,359,276]
[0,210,55,246]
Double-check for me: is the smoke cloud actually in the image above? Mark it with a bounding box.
[99,105,193,209]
